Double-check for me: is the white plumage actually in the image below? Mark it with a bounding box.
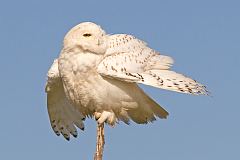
[46,60,85,140]
[45,22,208,140]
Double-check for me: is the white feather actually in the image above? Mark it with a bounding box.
[97,34,207,95]
[46,59,85,140]
[47,22,208,137]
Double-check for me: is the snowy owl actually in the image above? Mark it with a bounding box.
[45,22,207,140]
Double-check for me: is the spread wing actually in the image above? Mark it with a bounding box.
[45,59,85,140]
[97,34,207,95]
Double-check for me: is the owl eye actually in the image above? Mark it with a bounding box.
[83,33,92,37]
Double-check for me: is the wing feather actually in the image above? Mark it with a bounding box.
[98,34,173,81]
[46,59,85,140]
[98,34,207,95]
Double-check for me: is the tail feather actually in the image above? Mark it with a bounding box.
[125,86,169,124]
[140,70,208,95]
[127,109,156,124]
[149,102,168,119]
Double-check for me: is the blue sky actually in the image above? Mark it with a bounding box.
[0,0,239,159]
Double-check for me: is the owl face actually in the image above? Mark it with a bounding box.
[63,22,108,54]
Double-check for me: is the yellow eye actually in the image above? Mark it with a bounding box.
[83,33,92,37]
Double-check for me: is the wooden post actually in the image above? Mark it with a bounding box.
[94,123,105,160]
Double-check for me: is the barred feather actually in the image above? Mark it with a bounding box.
[98,34,207,95]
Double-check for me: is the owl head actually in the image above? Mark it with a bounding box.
[63,22,108,54]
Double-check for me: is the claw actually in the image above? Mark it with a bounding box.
[94,112,102,120]
[106,113,116,126]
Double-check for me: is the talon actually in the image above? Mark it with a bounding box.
[94,112,101,120]
[106,113,116,126]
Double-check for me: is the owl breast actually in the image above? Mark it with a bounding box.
[59,50,115,113]
[58,50,138,117]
